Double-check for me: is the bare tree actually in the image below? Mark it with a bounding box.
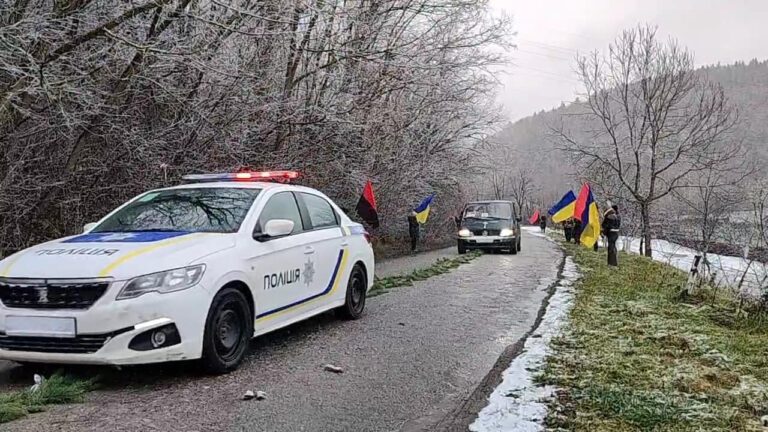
[0,0,514,252]
[554,25,739,256]
[508,169,535,217]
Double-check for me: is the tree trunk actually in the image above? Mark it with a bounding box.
[641,203,652,257]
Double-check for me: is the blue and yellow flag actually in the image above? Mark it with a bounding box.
[414,193,435,224]
[574,184,600,248]
[548,191,576,223]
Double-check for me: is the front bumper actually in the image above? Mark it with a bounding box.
[0,281,210,365]
[458,235,516,249]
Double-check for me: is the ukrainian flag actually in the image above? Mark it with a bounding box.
[414,193,435,224]
[548,191,576,223]
[574,184,600,248]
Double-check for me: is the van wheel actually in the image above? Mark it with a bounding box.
[458,242,467,254]
[201,288,252,374]
[337,264,367,320]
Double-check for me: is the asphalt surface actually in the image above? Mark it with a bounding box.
[1,231,562,432]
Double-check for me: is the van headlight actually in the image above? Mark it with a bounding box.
[500,228,515,237]
[117,265,205,300]
[458,228,471,237]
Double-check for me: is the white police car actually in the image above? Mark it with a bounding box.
[0,171,374,373]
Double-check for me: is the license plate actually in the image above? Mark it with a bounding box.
[475,238,493,243]
[5,316,76,338]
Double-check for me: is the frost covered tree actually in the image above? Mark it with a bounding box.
[0,0,512,253]
[554,25,739,256]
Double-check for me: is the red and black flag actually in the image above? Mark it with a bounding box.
[355,180,380,228]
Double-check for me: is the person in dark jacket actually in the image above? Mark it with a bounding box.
[602,205,621,266]
[563,218,573,242]
[408,210,420,252]
[539,214,547,232]
[572,220,582,244]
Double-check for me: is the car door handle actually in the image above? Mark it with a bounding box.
[341,240,349,246]
[304,246,315,255]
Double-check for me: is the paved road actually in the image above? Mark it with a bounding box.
[2,231,562,432]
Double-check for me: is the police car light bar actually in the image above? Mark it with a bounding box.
[182,171,300,183]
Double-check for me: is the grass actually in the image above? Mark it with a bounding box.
[0,373,95,424]
[368,250,482,297]
[541,243,768,431]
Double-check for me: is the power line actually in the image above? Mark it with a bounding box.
[518,39,579,55]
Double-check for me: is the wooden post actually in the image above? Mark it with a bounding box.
[686,255,702,295]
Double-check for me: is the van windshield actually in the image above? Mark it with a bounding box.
[463,202,513,220]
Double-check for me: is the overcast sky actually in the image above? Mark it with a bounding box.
[490,0,768,121]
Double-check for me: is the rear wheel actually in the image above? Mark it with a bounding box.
[201,288,252,374]
[337,264,367,320]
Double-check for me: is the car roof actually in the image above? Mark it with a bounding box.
[151,182,323,194]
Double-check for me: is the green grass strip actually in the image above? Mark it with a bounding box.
[369,250,482,297]
[541,242,768,431]
[0,373,96,424]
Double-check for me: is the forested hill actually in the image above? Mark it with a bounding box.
[493,59,768,201]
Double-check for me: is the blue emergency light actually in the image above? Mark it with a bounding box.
[182,171,300,183]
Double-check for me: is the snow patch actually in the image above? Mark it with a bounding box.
[521,226,548,238]
[619,237,767,298]
[470,257,581,432]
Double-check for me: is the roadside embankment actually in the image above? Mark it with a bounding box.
[542,244,768,431]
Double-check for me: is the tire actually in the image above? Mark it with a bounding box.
[337,264,367,320]
[458,242,467,254]
[201,287,253,374]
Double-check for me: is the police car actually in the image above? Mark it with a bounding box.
[0,171,374,373]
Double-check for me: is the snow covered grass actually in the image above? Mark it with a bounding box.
[618,237,768,300]
[469,257,581,432]
[541,244,768,431]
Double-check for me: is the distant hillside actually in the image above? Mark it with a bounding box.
[491,59,768,198]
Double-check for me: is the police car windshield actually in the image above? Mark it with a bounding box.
[463,203,513,220]
[92,188,261,234]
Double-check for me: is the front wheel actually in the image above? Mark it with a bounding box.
[201,288,253,374]
[337,264,367,320]
[458,242,467,254]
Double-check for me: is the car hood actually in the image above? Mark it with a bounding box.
[0,232,236,280]
[462,219,511,230]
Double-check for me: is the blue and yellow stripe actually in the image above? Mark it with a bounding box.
[256,248,349,321]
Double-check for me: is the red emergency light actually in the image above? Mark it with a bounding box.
[182,170,300,183]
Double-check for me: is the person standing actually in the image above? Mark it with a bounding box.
[602,205,621,266]
[408,210,420,253]
[539,214,547,232]
[564,218,573,242]
[572,220,582,244]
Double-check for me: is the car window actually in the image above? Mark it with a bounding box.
[301,193,338,229]
[93,188,261,234]
[256,192,303,234]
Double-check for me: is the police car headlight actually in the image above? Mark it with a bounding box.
[500,228,515,237]
[117,265,205,300]
[458,228,471,237]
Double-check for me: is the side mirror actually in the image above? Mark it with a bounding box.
[255,219,294,241]
[83,222,97,233]
[516,217,522,223]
